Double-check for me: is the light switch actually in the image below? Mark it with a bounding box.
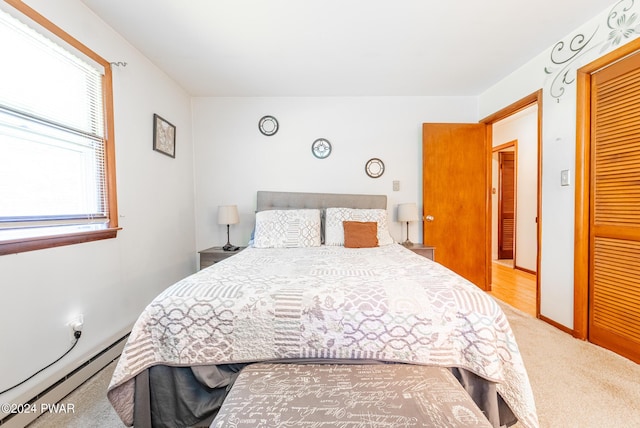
[392,180,400,191]
[561,170,570,186]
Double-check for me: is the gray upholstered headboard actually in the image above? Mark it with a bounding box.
[256,191,387,211]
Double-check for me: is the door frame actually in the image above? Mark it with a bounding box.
[574,37,640,340]
[481,90,542,318]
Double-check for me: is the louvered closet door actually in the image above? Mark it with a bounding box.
[589,52,640,362]
[499,152,515,260]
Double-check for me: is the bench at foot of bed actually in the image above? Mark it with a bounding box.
[210,363,493,427]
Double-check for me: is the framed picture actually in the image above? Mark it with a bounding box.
[153,114,176,158]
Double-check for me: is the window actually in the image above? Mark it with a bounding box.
[0,1,119,255]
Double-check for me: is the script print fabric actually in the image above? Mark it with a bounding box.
[211,363,493,428]
[253,208,321,248]
[107,244,538,428]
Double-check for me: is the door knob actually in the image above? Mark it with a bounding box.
[425,215,434,222]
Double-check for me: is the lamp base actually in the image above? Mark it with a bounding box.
[401,221,414,248]
[223,223,239,251]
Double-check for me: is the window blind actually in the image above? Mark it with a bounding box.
[0,8,108,229]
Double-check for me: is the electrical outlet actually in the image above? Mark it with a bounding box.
[68,314,84,333]
[392,180,400,191]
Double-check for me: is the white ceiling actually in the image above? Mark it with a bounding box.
[80,0,615,97]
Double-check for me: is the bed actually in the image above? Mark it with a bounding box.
[107,191,538,428]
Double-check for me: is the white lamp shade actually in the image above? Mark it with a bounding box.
[398,203,419,222]
[218,205,239,225]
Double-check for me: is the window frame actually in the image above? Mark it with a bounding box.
[0,0,119,256]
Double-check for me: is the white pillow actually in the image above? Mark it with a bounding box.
[325,207,394,246]
[253,209,322,248]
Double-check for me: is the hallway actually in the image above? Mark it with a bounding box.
[488,262,536,316]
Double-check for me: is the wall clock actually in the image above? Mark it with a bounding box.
[311,138,332,159]
[365,158,385,178]
[258,115,279,136]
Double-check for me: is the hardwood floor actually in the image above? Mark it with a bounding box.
[488,261,537,316]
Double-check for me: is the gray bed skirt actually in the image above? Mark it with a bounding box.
[131,362,517,428]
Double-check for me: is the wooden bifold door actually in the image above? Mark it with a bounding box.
[587,49,640,363]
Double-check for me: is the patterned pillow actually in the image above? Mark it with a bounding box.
[253,209,322,248]
[325,208,394,246]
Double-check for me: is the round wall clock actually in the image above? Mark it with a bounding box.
[311,138,332,159]
[365,158,385,178]
[258,115,279,136]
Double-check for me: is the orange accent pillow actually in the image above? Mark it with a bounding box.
[343,221,379,248]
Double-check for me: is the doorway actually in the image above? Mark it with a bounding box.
[421,92,542,315]
[483,92,542,318]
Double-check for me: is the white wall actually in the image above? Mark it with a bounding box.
[0,0,196,407]
[492,106,538,272]
[192,97,477,251]
[480,1,640,327]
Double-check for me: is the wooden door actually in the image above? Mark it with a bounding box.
[422,123,489,290]
[588,51,640,363]
[498,152,515,259]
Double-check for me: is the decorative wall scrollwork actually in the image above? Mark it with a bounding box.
[602,0,640,52]
[545,0,640,101]
[545,31,598,100]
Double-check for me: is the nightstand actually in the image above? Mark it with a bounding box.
[198,246,246,270]
[404,243,435,261]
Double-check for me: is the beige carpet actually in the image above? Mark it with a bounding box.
[27,299,640,428]
[498,300,640,428]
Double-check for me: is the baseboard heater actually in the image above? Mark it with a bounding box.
[0,334,129,428]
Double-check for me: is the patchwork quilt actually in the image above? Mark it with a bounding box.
[107,244,538,428]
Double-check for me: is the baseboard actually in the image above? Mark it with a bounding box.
[0,334,128,428]
[539,314,574,335]
[514,265,536,275]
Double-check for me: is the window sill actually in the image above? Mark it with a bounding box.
[0,225,121,256]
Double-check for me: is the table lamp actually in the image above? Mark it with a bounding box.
[398,203,419,246]
[218,205,239,251]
